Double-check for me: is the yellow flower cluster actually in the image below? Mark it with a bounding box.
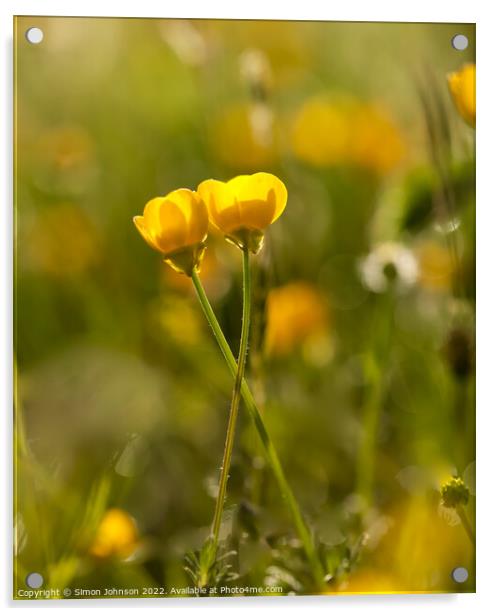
[447,63,476,127]
[291,96,405,174]
[134,172,287,272]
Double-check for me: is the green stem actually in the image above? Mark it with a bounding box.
[456,506,475,546]
[356,291,394,508]
[356,355,382,506]
[210,248,251,548]
[191,269,325,587]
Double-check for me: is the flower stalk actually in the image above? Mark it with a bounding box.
[355,354,382,506]
[456,505,475,546]
[356,289,394,507]
[191,269,325,588]
[210,247,252,550]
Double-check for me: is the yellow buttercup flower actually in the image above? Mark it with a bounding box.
[89,508,139,559]
[447,63,476,127]
[133,188,208,275]
[197,172,287,253]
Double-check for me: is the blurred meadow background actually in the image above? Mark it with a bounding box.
[14,17,475,596]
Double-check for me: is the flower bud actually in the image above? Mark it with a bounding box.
[441,477,470,509]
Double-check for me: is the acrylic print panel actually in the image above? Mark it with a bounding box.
[13,16,475,599]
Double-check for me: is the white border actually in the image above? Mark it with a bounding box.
[2,1,494,614]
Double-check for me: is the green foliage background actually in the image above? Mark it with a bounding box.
[14,17,475,597]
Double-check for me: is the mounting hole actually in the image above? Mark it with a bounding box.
[25,27,44,45]
[452,34,469,51]
[26,572,44,589]
[452,566,469,583]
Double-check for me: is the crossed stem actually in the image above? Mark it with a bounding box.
[190,267,325,587]
[209,247,251,549]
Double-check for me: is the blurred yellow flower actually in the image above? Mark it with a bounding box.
[291,96,405,174]
[348,104,406,174]
[197,172,287,253]
[25,203,100,277]
[338,570,401,593]
[265,282,330,357]
[448,63,475,127]
[210,103,278,170]
[375,496,473,591]
[37,126,93,171]
[133,188,208,275]
[291,97,350,167]
[89,508,139,559]
[415,240,454,292]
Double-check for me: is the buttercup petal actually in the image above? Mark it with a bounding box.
[165,188,198,218]
[143,197,167,246]
[197,179,242,233]
[228,172,287,230]
[155,200,188,255]
[163,188,209,245]
[187,193,209,245]
[133,215,160,252]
